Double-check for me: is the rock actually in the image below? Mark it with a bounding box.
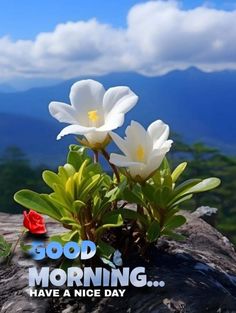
[0,265,51,313]
[0,210,236,313]
[192,206,218,226]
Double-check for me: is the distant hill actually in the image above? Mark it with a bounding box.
[0,113,71,166]
[0,84,16,93]
[0,68,235,164]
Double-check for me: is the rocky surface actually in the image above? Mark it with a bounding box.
[192,205,218,226]
[0,209,236,313]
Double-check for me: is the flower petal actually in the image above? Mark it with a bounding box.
[84,130,108,144]
[49,101,78,124]
[23,211,30,229]
[125,120,146,141]
[109,131,130,156]
[160,139,173,152]
[103,86,138,116]
[70,79,105,112]
[149,140,173,161]
[98,113,124,132]
[125,121,149,159]
[145,154,166,177]
[145,140,173,175]
[148,120,170,149]
[129,165,148,180]
[57,124,95,140]
[110,153,142,167]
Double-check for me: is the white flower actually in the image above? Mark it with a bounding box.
[49,79,138,147]
[110,120,173,181]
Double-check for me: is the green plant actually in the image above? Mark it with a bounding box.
[14,145,220,262]
[119,159,220,244]
[15,145,124,261]
[0,235,12,258]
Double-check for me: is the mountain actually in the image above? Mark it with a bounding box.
[0,83,16,93]
[0,113,71,166]
[3,77,64,92]
[0,68,235,164]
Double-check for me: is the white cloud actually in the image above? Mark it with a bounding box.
[1,1,236,80]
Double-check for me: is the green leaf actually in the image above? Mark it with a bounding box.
[160,157,171,175]
[76,159,90,187]
[171,162,187,183]
[161,186,172,205]
[72,200,86,214]
[141,184,156,203]
[146,220,160,242]
[63,163,76,177]
[102,174,112,188]
[162,174,173,189]
[122,188,145,207]
[170,177,220,206]
[20,241,32,253]
[184,177,221,194]
[61,230,80,242]
[152,171,161,186]
[92,195,103,217]
[42,170,61,189]
[164,208,181,220]
[168,194,193,210]
[66,176,76,200]
[105,179,127,202]
[114,208,148,227]
[85,162,102,176]
[154,187,162,206]
[168,179,202,205]
[173,178,202,195]
[50,184,73,209]
[67,145,91,171]
[60,216,77,224]
[79,174,101,200]
[102,212,123,226]
[97,240,115,259]
[0,235,12,258]
[96,213,123,237]
[162,230,186,241]
[160,174,173,205]
[41,194,67,217]
[14,190,61,221]
[58,166,70,185]
[49,235,65,245]
[103,208,148,227]
[164,215,186,230]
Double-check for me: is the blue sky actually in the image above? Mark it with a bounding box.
[1,0,143,39]
[0,0,235,39]
[0,0,236,83]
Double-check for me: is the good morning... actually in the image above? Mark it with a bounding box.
[28,241,163,289]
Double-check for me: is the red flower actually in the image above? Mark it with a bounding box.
[23,210,47,234]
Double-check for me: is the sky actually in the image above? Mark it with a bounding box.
[0,0,235,40]
[0,0,236,83]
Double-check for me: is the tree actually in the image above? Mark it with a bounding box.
[170,139,236,243]
[0,146,49,214]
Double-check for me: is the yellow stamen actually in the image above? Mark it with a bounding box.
[88,110,99,122]
[136,145,145,162]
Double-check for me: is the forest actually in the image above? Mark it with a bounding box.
[0,134,235,244]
